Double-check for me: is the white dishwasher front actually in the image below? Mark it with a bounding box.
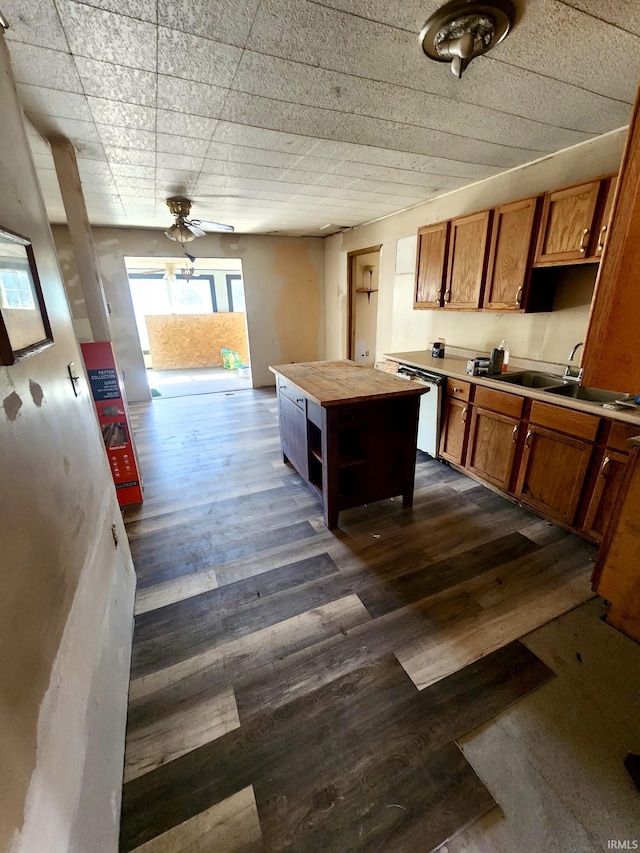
[396,366,445,457]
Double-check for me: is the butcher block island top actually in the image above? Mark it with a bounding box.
[268,360,426,406]
[269,360,426,529]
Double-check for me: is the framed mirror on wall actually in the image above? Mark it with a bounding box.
[0,226,53,365]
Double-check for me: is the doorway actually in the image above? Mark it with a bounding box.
[347,246,381,366]
[125,257,251,399]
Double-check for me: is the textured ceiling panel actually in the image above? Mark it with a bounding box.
[4,0,636,235]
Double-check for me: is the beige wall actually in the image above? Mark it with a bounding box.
[54,226,326,400]
[0,35,135,853]
[352,250,379,366]
[325,129,627,368]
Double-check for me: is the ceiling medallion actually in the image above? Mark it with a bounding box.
[419,0,515,78]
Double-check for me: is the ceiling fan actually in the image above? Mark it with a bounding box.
[164,196,234,243]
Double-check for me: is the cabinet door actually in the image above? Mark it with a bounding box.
[483,197,539,310]
[414,222,449,309]
[439,398,470,464]
[515,425,593,524]
[534,181,601,264]
[279,392,308,480]
[582,449,628,542]
[444,210,491,309]
[466,407,520,491]
[593,176,617,258]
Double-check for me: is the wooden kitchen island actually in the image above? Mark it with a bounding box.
[269,360,427,529]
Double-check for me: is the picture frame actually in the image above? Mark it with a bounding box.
[0,226,53,365]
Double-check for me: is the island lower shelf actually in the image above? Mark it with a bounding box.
[270,361,425,529]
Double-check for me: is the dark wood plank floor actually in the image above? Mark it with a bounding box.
[120,388,596,852]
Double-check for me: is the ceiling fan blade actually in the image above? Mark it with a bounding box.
[190,218,235,233]
[185,222,206,238]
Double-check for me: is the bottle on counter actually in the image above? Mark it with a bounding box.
[498,339,510,372]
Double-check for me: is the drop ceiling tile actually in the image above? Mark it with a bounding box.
[1,0,69,50]
[156,152,204,172]
[157,76,228,119]
[329,160,462,189]
[290,154,344,173]
[492,0,640,103]
[199,160,288,181]
[87,98,156,131]
[204,142,298,168]
[96,124,156,151]
[75,0,157,22]
[223,90,540,169]
[118,195,156,206]
[156,110,219,140]
[307,0,432,31]
[105,146,156,166]
[113,177,156,191]
[157,134,210,157]
[212,121,317,155]
[562,0,640,35]
[344,178,433,198]
[111,164,156,179]
[7,44,83,93]
[73,141,107,161]
[75,58,156,107]
[158,27,242,87]
[158,0,262,48]
[233,51,593,153]
[56,0,157,71]
[16,84,93,121]
[77,159,113,177]
[27,115,100,143]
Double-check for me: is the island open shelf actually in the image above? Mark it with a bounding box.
[269,360,427,529]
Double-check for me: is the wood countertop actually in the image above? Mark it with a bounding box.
[269,360,427,407]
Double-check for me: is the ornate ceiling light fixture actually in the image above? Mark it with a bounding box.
[419,0,515,78]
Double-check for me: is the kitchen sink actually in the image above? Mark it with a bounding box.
[543,384,622,403]
[493,371,565,388]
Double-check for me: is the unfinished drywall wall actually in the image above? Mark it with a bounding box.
[53,227,325,399]
[0,34,135,853]
[325,129,626,367]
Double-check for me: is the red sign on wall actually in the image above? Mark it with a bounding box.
[81,341,143,506]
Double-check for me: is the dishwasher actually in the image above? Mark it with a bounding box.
[396,365,445,457]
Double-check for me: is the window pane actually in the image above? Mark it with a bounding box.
[168,279,213,314]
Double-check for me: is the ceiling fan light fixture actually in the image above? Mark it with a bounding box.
[419,0,515,78]
[164,222,197,243]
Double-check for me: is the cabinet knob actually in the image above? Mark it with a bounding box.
[512,424,519,443]
[453,386,462,393]
[601,456,611,478]
[444,289,451,303]
[597,224,607,253]
[525,429,533,448]
[461,406,468,422]
[579,227,590,253]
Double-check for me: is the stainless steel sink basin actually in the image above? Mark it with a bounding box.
[493,371,565,388]
[543,384,622,403]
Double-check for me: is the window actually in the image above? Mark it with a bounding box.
[0,266,36,310]
[226,275,245,312]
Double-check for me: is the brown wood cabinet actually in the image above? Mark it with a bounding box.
[593,176,617,259]
[582,449,628,542]
[466,407,520,491]
[439,396,470,464]
[444,210,491,309]
[515,425,594,525]
[278,388,309,480]
[534,180,602,264]
[583,85,640,393]
[483,197,539,311]
[414,221,449,309]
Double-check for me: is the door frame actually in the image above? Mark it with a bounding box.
[347,245,381,361]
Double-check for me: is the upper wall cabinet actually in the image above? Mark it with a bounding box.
[443,210,491,309]
[414,221,449,309]
[534,180,602,264]
[483,196,539,311]
[593,176,617,259]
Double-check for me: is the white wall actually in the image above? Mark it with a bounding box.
[54,227,326,400]
[0,34,135,852]
[325,129,627,367]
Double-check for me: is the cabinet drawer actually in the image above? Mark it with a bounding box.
[278,378,306,411]
[473,386,524,419]
[606,420,640,453]
[446,378,471,401]
[529,401,600,441]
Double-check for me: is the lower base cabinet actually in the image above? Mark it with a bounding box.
[466,407,520,491]
[439,397,470,464]
[582,449,629,541]
[515,425,594,525]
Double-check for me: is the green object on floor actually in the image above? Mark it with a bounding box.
[150,387,162,397]
[221,347,242,369]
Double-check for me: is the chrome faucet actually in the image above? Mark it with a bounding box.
[563,342,584,382]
